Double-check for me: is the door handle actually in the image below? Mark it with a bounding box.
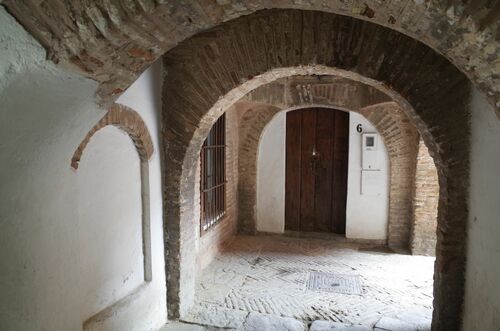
[311,147,321,173]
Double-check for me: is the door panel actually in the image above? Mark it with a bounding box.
[314,110,334,232]
[285,108,349,234]
[299,110,317,233]
[284,112,302,231]
[332,111,349,234]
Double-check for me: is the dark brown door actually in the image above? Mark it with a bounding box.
[285,108,349,234]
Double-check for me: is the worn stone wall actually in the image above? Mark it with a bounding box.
[160,11,470,330]
[359,104,420,248]
[3,1,498,113]
[411,139,439,256]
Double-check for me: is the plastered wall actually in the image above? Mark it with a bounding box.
[346,113,389,240]
[462,88,500,330]
[256,112,286,233]
[77,126,144,319]
[0,8,166,331]
[256,110,389,240]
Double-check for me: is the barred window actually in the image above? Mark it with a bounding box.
[200,113,226,233]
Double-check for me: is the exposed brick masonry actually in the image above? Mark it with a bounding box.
[196,110,239,272]
[3,1,499,113]
[0,2,485,330]
[236,103,279,235]
[235,77,427,250]
[161,11,470,330]
[411,139,439,256]
[360,103,420,248]
[71,103,153,170]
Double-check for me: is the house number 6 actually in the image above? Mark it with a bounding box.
[356,124,363,133]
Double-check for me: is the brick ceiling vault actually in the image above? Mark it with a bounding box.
[2,0,499,115]
[158,10,470,330]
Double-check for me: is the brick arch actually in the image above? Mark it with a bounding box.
[235,77,422,249]
[237,95,421,251]
[237,103,282,234]
[4,2,499,113]
[71,103,154,170]
[359,102,421,248]
[161,10,470,330]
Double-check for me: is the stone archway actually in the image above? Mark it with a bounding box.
[160,10,470,330]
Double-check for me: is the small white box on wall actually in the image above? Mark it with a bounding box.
[362,133,377,150]
[361,170,383,195]
[362,133,379,170]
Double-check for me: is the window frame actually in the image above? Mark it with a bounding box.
[200,113,226,235]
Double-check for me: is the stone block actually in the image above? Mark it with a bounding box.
[239,312,306,331]
[309,320,371,331]
[374,317,416,331]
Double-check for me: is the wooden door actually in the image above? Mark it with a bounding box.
[285,108,349,234]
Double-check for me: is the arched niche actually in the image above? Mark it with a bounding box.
[71,103,155,328]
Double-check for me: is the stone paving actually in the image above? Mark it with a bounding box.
[174,235,435,331]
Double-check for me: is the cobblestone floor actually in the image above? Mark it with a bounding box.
[184,234,434,330]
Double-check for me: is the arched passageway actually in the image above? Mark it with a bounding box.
[234,76,429,251]
[2,2,498,331]
[188,99,438,327]
[159,10,468,330]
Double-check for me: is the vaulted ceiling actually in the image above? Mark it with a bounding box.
[2,1,499,114]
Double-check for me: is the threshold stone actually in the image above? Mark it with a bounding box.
[374,317,417,331]
[310,320,371,331]
[239,312,306,331]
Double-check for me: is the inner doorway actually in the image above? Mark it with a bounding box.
[285,108,349,234]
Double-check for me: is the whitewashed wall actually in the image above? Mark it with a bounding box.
[256,110,389,240]
[77,126,144,320]
[462,88,500,330]
[257,112,286,233]
[0,7,166,331]
[345,112,389,240]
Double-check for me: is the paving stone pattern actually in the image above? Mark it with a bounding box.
[183,235,434,330]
